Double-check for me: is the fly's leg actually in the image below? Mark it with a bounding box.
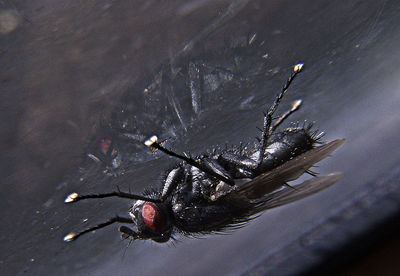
[159,167,184,201]
[63,216,133,242]
[62,169,184,243]
[192,157,236,198]
[271,99,303,133]
[64,189,163,204]
[64,166,184,205]
[218,152,258,178]
[201,157,233,180]
[257,64,304,167]
[209,152,259,200]
[145,136,235,185]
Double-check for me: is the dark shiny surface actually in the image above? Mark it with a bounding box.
[1,0,399,275]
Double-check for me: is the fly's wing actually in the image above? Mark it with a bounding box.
[251,173,344,213]
[212,139,345,201]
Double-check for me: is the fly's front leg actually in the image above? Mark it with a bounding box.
[63,216,133,242]
[257,64,304,167]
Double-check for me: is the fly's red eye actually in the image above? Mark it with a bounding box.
[141,203,165,232]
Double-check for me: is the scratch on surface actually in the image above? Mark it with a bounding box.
[363,0,387,46]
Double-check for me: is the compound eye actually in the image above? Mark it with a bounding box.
[141,203,165,232]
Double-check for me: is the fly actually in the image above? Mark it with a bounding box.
[63,63,345,243]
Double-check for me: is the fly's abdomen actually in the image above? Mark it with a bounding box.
[255,128,316,174]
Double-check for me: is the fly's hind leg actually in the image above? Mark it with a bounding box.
[256,64,304,167]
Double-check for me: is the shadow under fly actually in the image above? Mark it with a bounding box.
[64,64,345,244]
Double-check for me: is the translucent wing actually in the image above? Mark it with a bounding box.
[212,139,345,201]
[251,173,344,213]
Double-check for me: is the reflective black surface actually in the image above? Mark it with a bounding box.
[1,0,400,275]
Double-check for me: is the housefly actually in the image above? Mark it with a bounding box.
[63,64,345,243]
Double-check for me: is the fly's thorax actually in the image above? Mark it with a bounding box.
[130,200,173,243]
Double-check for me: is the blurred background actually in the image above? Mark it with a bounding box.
[1,0,399,275]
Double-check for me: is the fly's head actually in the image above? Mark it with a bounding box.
[126,200,173,243]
